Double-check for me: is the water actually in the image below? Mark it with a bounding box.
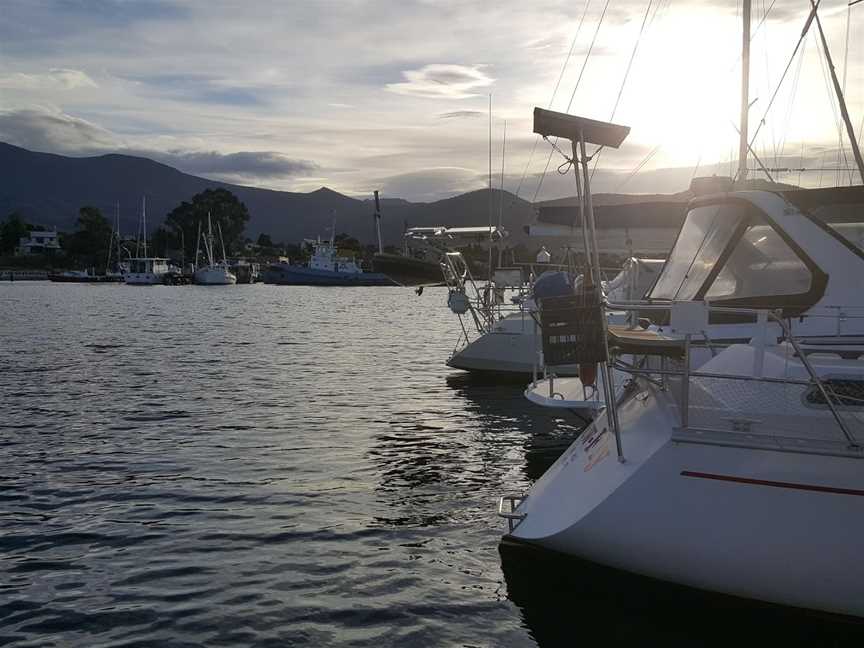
[1,283,861,647]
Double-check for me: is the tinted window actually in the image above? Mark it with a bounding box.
[649,204,744,300]
[705,222,811,300]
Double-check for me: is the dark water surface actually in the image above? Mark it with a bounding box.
[1,283,861,647]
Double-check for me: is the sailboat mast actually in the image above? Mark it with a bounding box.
[487,94,493,283]
[195,221,202,268]
[217,222,228,263]
[373,190,383,255]
[206,212,215,265]
[737,0,751,184]
[142,196,148,257]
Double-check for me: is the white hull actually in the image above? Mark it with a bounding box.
[447,312,579,375]
[449,310,632,375]
[509,369,864,617]
[194,266,237,285]
[125,272,165,285]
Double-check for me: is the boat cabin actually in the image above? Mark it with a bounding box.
[308,241,361,274]
[129,258,170,274]
[641,189,864,336]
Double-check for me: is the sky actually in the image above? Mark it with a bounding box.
[0,0,862,202]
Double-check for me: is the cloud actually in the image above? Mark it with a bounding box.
[377,167,485,202]
[0,106,316,183]
[0,106,118,152]
[149,150,317,179]
[386,64,494,99]
[0,68,98,90]
[438,110,485,119]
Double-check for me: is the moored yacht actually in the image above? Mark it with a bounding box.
[125,257,171,285]
[193,214,237,285]
[501,186,864,618]
[447,256,663,376]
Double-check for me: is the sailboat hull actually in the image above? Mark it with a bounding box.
[507,385,864,618]
[194,267,237,285]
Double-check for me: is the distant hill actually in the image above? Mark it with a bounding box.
[0,142,540,245]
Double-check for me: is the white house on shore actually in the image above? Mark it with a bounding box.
[16,230,61,256]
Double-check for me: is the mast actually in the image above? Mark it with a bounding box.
[737,0,751,184]
[217,222,228,264]
[373,190,383,255]
[499,120,506,268]
[141,196,149,257]
[206,212,215,265]
[115,202,122,269]
[487,94,493,283]
[195,221,202,268]
[106,202,116,274]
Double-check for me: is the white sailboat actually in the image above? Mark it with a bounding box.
[126,197,170,286]
[193,214,237,285]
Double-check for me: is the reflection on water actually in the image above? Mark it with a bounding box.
[444,373,585,482]
[2,283,861,646]
[500,541,864,647]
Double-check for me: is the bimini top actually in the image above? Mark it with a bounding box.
[646,190,864,322]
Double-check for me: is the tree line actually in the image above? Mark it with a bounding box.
[0,188,378,270]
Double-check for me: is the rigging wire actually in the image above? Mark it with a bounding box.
[511,0,593,202]
[774,32,806,172]
[615,143,662,191]
[589,0,656,181]
[840,2,852,184]
[532,0,612,203]
[812,25,852,184]
[747,1,820,158]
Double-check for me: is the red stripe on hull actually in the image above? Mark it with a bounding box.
[681,470,864,497]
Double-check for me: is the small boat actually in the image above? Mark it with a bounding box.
[193,215,237,285]
[48,269,123,283]
[125,257,171,285]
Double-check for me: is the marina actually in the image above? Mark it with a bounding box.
[4,0,864,644]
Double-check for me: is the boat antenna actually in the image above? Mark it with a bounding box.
[373,190,384,255]
[736,0,751,185]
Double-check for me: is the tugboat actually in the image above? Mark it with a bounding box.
[263,215,396,286]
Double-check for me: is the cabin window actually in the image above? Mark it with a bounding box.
[705,222,811,300]
[649,204,744,300]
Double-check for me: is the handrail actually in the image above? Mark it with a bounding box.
[602,300,861,450]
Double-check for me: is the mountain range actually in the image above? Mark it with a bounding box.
[1,142,547,246]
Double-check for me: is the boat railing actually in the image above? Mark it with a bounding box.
[441,252,533,337]
[603,300,863,459]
